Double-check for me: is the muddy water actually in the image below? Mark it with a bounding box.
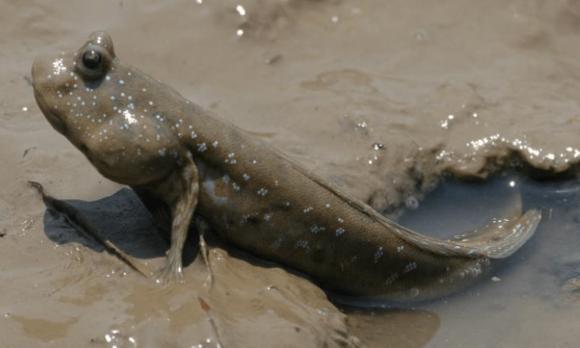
[1,0,580,347]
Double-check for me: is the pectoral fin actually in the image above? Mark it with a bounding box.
[143,151,200,282]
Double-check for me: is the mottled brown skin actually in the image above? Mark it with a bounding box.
[32,32,542,302]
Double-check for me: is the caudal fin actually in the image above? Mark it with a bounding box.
[381,208,541,260]
[451,209,542,259]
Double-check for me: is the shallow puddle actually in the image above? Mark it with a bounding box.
[346,173,580,347]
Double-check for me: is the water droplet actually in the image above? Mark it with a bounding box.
[405,196,419,210]
[356,121,368,129]
[236,5,246,16]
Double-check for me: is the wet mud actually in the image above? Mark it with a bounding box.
[1,0,580,347]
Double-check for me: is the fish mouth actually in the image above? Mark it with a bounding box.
[32,85,68,135]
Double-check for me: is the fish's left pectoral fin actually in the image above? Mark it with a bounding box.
[150,151,200,284]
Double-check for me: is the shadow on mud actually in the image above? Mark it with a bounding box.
[40,188,199,264]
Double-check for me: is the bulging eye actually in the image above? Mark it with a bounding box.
[76,45,111,80]
[82,50,102,70]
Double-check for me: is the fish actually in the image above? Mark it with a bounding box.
[31,31,541,302]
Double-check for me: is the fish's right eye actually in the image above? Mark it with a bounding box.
[82,50,102,70]
[76,45,111,80]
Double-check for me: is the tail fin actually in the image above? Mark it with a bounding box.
[383,209,541,259]
[451,209,542,259]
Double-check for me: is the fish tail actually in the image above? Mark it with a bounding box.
[386,208,541,260]
[451,209,542,259]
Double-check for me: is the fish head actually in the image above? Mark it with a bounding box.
[32,31,181,185]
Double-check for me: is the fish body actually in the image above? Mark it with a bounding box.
[32,32,541,302]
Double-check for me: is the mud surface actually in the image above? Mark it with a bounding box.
[1,0,580,347]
